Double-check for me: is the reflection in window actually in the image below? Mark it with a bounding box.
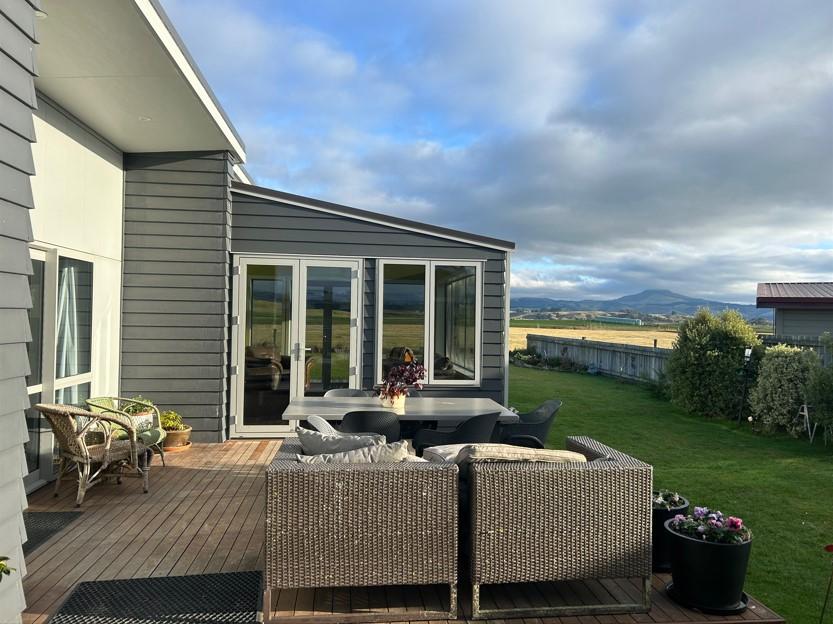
[27,259,45,387]
[56,257,93,379]
[434,266,477,380]
[55,382,91,407]
[305,267,352,396]
[24,393,42,474]
[381,264,425,377]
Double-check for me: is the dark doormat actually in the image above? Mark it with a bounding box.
[23,511,83,555]
[49,571,262,624]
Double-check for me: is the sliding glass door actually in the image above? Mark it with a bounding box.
[233,257,360,435]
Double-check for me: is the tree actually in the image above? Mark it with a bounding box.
[667,308,761,419]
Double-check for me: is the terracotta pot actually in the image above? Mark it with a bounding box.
[163,425,192,450]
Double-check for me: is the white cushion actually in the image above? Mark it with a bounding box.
[422,444,470,464]
[297,440,412,464]
[295,427,385,455]
[423,443,587,464]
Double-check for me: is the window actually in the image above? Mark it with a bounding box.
[56,257,93,378]
[433,266,477,380]
[377,260,481,385]
[24,248,95,482]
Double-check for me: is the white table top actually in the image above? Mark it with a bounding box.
[283,396,519,423]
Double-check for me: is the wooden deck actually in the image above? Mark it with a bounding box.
[22,440,784,624]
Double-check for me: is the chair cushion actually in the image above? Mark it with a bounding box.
[294,427,385,455]
[139,427,167,447]
[297,440,411,464]
[424,443,587,464]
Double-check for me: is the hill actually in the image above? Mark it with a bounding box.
[511,289,769,320]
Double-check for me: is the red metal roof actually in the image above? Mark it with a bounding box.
[756,282,833,308]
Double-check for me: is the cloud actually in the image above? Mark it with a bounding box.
[161,0,833,302]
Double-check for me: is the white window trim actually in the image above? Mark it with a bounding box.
[376,259,483,387]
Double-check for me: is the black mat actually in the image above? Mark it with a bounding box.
[23,511,83,555]
[49,571,262,624]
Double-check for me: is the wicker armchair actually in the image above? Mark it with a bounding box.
[35,403,151,507]
[469,436,652,618]
[264,438,459,622]
[86,397,167,466]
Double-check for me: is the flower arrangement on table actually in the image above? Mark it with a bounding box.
[379,361,425,408]
[669,506,752,544]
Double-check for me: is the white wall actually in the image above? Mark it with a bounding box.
[29,98,124,398]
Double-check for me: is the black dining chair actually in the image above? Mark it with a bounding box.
[323,388,375,397]
[495,399,562,448]
[412,412,500,456]
[340,410,401,442]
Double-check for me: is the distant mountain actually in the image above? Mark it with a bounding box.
[511,289,770,320]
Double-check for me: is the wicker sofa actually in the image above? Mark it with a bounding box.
[264,438,459,622]
[468,436,653,618]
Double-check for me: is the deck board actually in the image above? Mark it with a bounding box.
[21,440,784,624]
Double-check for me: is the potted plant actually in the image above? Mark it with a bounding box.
[160,410,192,452]
[652,490,689,572]
[0,556,14,582]
[123,395,156,432]
[665,506,752,614]
[379,361,425,410]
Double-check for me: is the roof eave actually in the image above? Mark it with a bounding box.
[231,181,516,253]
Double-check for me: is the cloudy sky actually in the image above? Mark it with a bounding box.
[161,0,833,304]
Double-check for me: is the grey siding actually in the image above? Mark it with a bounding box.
[775,308,833,338]
[0,0,38,619]
[122,152,234,442]
[231,193,509,404]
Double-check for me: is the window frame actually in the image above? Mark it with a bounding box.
[375,259,483,387]
[26,245,96,402]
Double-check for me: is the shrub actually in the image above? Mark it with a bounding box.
[510,348,543,366]
[160,410,187,431]
[667,309,761,419]
[749,345,818,436]
[806,333,833,444]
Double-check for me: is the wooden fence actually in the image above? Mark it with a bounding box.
[526,334,671,382]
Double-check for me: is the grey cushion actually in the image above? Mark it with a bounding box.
[295,427,385,455]
[297,440,412,464]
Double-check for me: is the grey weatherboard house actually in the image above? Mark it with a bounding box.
[0,2,512,619]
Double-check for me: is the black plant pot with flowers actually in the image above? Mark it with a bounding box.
[664,509,752,615]
[652,491,689,572]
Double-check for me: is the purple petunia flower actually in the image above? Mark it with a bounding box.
[673,514,686,524]
[693,506,708,519]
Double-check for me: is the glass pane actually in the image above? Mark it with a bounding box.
[26,259,45,387]
[434,266,477,380]
[304,267,352,396]
[56,257,93,379]
[24,392,42,474]
[381,264,425,378]
[55,382,91,406]
[244,265,293,427]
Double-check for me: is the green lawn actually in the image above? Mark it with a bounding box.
[508,365,833,623]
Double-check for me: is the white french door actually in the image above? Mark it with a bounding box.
[231,257,361,435]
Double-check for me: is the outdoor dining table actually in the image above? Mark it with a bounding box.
[283,396,519,432]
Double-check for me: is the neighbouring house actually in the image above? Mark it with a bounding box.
[756,282,833,338]
[0,1,513,620]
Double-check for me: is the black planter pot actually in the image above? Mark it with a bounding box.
[664,518,752,614]
[652,495,689,572]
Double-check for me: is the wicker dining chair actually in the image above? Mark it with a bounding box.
[86,397,167,466]
[35,403,151,506]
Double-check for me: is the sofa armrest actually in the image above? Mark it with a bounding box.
[265,440,459,590]
[469,438,652,585]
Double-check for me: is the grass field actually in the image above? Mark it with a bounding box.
[508,365,833,624]
[509,325,678,349]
